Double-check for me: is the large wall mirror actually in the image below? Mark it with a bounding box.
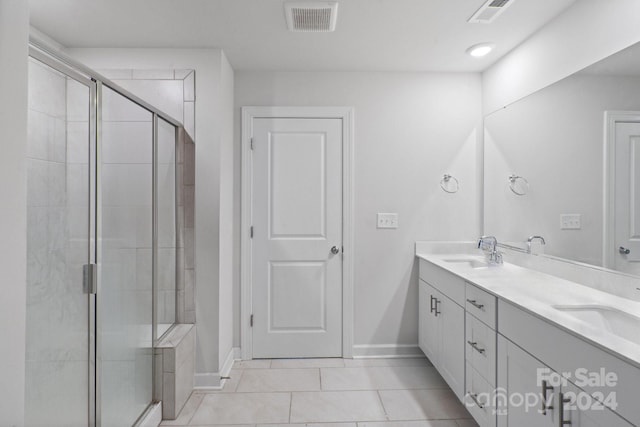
[484,42,640,278]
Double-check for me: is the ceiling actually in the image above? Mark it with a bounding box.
[29,0,576,72]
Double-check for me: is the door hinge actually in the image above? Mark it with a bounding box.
[83,264,97,295]
[250,314,254,327]
[250,226,254,238]
[250,137,254,150]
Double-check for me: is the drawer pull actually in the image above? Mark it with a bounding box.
[468,392,484,409]
[541,380,554,415]
[467,341,486,354]
[430,295,436,313]
[434,299,441,317]
[558,392,572,426]
[467,299,485,310]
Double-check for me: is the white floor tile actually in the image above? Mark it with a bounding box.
[358,421,459,427]
[271,358,346,369]
[237,368,321,392]
[321,366,447,391]
[290,391,388,423]
[190,392,291,425]
[454,420,479,427]
[378,389,472,421]
[307,424,357,427]
[344,358,431,368]
[256,424,305,427]
[189,425,254,427]
[234,360,272,369]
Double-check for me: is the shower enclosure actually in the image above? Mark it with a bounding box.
[25,43,182,426]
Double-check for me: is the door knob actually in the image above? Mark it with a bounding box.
[620,246,631,255]
[330,246,340,255]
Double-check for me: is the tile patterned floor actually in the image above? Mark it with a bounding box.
[160,358,479,427]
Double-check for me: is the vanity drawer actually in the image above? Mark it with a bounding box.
[464,362,497,427]
[466,313,496,386]
[465,283,497,329]
[419,258,465,305]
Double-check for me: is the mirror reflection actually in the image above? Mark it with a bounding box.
[484,42,640,278]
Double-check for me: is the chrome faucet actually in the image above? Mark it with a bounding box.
[478,235,503,265]
[527,235,546,254]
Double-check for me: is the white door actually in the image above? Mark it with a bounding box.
[614,122,640,271]
[251,117,343,358]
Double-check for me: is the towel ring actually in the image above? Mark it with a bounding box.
[509,174,529,196]
[440,174,459,194]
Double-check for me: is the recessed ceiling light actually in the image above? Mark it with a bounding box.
[466,43,495,58]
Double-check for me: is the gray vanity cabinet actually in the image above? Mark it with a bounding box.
[418,268,465,400]
[561,382,633,427]
[497,336,633,427]
[497,335,555,427]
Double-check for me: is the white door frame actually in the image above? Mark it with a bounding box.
[240,106,355,360]
[603,111,640,268]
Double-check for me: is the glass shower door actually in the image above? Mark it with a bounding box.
[25,56,95,426]
[98,85,154,426]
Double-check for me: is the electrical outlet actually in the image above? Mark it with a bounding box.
[377,213,398,229]
[560,214,581,230]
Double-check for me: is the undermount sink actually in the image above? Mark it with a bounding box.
[552,305,640,345]
[442,257,489,269]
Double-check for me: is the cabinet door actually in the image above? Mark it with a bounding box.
[497,336,554,427]
[560,383,633,427]
[419,280,439,366]
[439,294,465,400]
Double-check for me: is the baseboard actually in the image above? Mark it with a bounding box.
[352,344,423,358]
[135,402,162,427]
[220,346,235,378]
[193,346,239,390]
[233,346,241,360]
[194,372,221,389]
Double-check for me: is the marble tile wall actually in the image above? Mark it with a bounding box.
[181,130,196,324]
[155,324,196,420]
[98,68,196,326]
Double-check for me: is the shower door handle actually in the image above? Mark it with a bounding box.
[83,264,97,294]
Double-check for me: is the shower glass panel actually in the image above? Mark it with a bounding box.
[100,86,154,426]
[157,118,177,338]
[26,44,183,426]
[25,58,93,426]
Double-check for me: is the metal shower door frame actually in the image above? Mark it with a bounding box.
[28,39,185,427]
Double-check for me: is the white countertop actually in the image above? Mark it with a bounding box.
[416,252,640,368]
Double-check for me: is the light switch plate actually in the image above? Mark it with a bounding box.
[377,213,398,229]
[560,214,581,230]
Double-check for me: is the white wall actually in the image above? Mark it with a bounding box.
[0,0,28,424]
[483,0,640,114]
[218,52,235,372]
[235,71,482,352]
[66,48,235,384]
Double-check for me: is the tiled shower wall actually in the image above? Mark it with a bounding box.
[99,69,196,325]
[179,129,196,324]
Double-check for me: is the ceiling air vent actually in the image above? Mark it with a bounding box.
[285,2,339,32]
[468,0,515,24]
